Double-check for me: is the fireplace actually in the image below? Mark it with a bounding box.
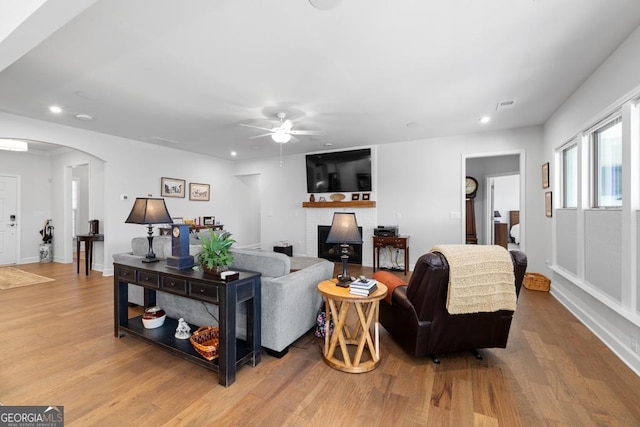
[317,225,363,264]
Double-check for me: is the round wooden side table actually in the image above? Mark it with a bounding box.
[317,279,388,373]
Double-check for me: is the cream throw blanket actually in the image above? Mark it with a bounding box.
[431,245,516,315]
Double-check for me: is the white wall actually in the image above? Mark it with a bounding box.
[235,127,545,273]
[544,25,640,374]
[0,151,51,263]
[0,111,255,275]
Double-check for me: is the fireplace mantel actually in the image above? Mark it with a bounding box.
[302,201,376,208]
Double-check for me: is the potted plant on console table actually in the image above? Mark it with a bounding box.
[197,230,235,277]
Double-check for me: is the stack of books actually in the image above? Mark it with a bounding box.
[349,278,378,296]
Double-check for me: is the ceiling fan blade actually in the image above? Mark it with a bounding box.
[282,120,293,130]
[248,133,273,139]
[239,123,274,132]
[289,130,325,136]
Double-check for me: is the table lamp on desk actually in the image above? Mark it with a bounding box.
[326,212,362,287]
[125,197,173,263]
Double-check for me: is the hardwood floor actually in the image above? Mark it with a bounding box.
[1,261,639,426]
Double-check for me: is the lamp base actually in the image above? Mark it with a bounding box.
[335,274,352,287]
[142,257,160,263]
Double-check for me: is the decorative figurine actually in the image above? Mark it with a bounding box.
[175,318,191,339]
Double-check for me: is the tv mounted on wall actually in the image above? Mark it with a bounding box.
[306,148,372,193]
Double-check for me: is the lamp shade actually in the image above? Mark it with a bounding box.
[125,198,173,225]
[494,210,501,218]
[326,212,362,244]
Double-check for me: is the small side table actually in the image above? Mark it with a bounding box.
[372,235,410,276]
[76,234,104,275]
[273,245,293,257]
[317,279,388,373]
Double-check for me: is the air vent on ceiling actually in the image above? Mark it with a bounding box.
[496,100,516,111]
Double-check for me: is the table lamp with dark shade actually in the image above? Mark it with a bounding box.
[494,210,502,222]
[326,212,362,286]
[125,198,173,263]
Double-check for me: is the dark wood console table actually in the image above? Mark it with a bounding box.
[372,235,410,276]
[113,259,261,387]
[76,233,104,275]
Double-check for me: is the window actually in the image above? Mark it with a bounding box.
[562,143,578,208]
[592,117,622,207]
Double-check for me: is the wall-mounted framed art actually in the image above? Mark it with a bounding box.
[542,162,549,189]
[362,193,370,201]
[545,191,553,217]
[351,193,360,201]
[189,182,210,201]
[161,177,186,198]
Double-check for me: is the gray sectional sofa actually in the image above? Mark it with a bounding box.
[113,238,334,356]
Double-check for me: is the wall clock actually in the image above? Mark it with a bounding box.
[465,176,478,199]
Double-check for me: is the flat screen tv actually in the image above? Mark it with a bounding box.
[306,148,372,193]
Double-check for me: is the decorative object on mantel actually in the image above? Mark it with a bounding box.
[161,177,185,198]
[330,193,345,202]
[326,212,363,286]
[175,318,191,339]
[351,193,360,201]
[309,194,315,202]
[319,196,326,202]
[190,326,220,360]
[362,193,370,200]
[197,230,236,277]
[125,198,173,263]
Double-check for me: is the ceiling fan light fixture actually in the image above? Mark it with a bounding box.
[272,132,291,144]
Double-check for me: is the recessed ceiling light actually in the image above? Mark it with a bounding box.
[75,114,93,121]
[0,138,28,151]
[323,142,333,146]
[230,151,237,156]
[480,116,491,124]
[49,105,62,114]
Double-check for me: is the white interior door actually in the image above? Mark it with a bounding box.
[0,175,18,265]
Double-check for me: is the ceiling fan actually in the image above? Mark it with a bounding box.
[239,112,324,143]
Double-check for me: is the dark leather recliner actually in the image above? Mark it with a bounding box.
[372,250,527,363]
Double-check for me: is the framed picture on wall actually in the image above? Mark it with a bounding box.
[542,162,549,189]
[351,193,360,201]
[545,191,553,217]
[362,193,370,200]
[189,183,210,201]
[161,177,186,198]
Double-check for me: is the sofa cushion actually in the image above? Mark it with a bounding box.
[230,248,290,277]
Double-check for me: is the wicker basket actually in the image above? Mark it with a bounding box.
[524,272,550,292]
[190,326,220,360]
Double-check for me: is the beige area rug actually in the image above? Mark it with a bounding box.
[0,267,55,290]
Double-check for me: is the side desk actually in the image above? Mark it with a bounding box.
[372,235,410,276]
[113,259,261,387]
[76,233,104,275]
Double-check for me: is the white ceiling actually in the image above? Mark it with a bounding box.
[1,0,640,160]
